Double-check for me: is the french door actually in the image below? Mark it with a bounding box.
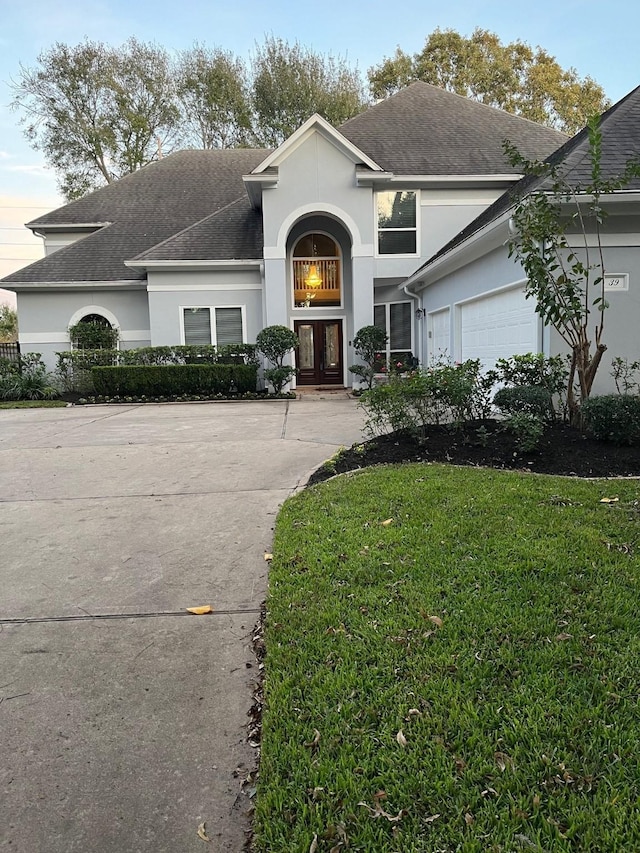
[294,320,343,386]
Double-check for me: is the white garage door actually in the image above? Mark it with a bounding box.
[460,286,538,369]
[427,308,450,365]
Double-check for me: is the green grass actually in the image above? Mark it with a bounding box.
[256,465,640,853]
[0,399,67,409]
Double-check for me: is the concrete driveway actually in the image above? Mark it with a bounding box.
[0,397,364,852]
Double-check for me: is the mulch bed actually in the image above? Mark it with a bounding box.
[308,420,640,485]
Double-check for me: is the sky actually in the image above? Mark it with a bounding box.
[1,0,639,304]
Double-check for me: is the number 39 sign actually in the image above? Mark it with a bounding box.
[604,274,629,291]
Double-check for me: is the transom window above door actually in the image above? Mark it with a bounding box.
[292,233,341,308]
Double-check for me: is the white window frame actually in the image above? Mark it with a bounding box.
[290,230,344,311]
[375,190,420,258]
[179,305,247,346]
[373,300,414,359]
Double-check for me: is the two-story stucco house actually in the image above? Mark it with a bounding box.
[2,82,570,385]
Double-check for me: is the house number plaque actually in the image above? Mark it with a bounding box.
[604,274,629,291]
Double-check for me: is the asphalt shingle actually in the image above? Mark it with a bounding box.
[414,84,640,274]
[2,149,270,283]
[340,82,568,175]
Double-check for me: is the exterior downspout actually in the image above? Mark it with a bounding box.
[402,281,424,366]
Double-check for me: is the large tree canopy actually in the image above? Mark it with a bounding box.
[250,37,367,147]
[11,38,179,199]
[11,31,610,199]
[176,44,252,149]
[368,28,609,135]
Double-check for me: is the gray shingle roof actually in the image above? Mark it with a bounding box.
[131,196,263,262]
[413,84,640,274]
[2,149,270,283]
[340,82,568,175]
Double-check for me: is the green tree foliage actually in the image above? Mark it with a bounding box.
[176,44,252,148]
[369,28,609,135]
[0,305,18,342]
[250,36,367,147]
[506,118,640,425]
[11,38,180,199]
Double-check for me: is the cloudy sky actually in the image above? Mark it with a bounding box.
[1,0,639,303]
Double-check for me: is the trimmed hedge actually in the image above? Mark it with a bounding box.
[91,363,257,397]
[581,394,640,446]
[56,344,258,393]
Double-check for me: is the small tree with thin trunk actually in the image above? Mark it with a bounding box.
[505,117,640,426]
[256,325,299,394]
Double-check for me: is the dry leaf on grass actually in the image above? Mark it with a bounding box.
[186,605,213,615]
[424,814,440,824]
[428,615,443,628]
[396,729,408,747]
[381,518,394,527]
[304,729,321,748]
[494,751,515,772]
[197,822,212,842]
[464,812,474,826]
[599,497,619,503]
[358,801,408,822]
[309,833,318,853]
[264,552,273,561]
[555,632,573,641]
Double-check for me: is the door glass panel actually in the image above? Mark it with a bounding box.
[324,324,339,368]
[298,325,314,369]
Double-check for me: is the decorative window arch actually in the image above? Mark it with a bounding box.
[68,305,121,349]
[292,232,342,308]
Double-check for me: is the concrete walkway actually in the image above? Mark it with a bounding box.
[0,398,364,852]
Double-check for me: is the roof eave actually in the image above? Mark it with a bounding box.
[125,258,263,272]
[405,209,514,291]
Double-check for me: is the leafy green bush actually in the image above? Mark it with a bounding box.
[581,395,640,446]
[503,412,545,452]
[492,353,568,394]
[493,385,554,420]
[0,353,58,400]
[56,349,120,393]
[69,320,119,349]
[91,363,257,398]
[349,325,389,389]
[256,326,299,392]
[360,360,488,438]
[611,357,640,395]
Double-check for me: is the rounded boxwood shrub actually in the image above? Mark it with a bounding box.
[581,395,640,446]
[493,385,554,421]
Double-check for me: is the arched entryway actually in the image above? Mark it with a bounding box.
[287,217,351,387]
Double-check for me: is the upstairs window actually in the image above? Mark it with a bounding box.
[377,191,417,255]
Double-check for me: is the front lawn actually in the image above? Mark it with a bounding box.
[256,465,640,852]
[0,399,68,409]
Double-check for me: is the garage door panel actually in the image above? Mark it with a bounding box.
[460,287,538,369]
[427,308,450,364]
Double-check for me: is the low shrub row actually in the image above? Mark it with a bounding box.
[92,363,258,397]
[56,343,257,393]
[581,394,640,446]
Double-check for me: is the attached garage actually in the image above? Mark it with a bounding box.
[458,285,539,368]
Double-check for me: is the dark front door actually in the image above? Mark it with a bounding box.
[294,320,343,386]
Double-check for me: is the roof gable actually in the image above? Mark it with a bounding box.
[251,114,383,174]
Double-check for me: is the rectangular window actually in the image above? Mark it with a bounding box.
[183,307,211,345]
[182,307,244,345]
[377,191,417,255]
[374,301,413,360]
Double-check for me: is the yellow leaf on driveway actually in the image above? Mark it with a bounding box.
[197,821,212,842]
[187,605,213,615]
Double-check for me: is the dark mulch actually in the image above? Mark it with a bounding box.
[309,420,640,485]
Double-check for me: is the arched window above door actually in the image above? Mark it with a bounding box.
[292,233,341,308]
